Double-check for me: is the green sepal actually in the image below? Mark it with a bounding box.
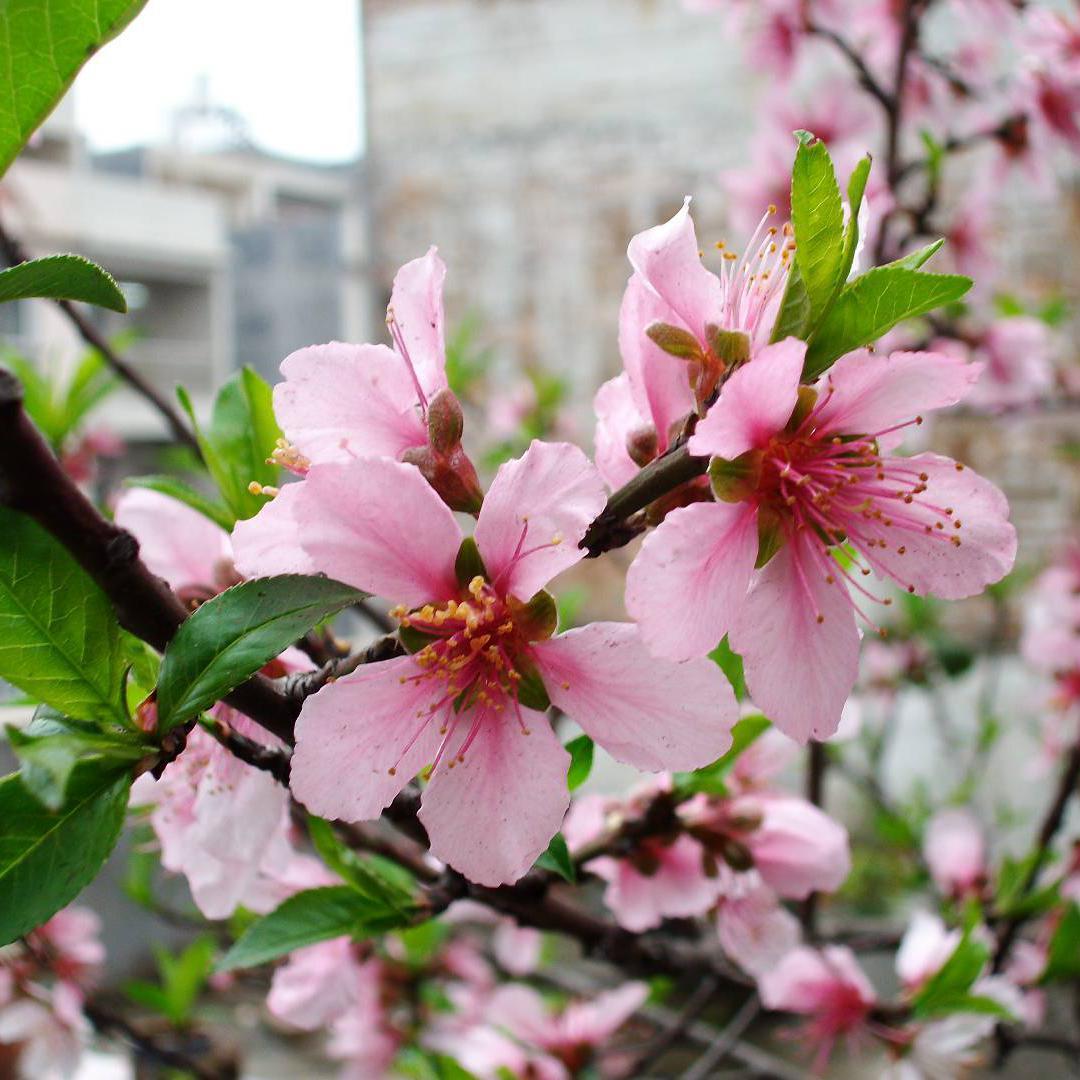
[508,589,558,641]
[645,321,704,361]
[708,451,762,503]
[514,658,552,712]
[454,537,488,589]
[755,507,785,569]
[399,623,437,655]
[784,386,819,434]
[705,325,750,367]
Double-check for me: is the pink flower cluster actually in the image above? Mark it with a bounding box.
[0,907,104,1078]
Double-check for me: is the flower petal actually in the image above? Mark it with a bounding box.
[298,459,461,607]
[290,655,445,822]
[534,622,736,771]
[625,501,758,661]
[863,453,1016,600]
[730,536,860,743]
[231,481,314,579]
[115,488,231,592]
[419,709,570,886]
[813,349,981,448]
[627,197,723,342]
[275,342,426,463]
[688,337,806,459]
[388,247,449,400]
[618,273,696,439]
[474,440,606,599]
[593,374,644,490]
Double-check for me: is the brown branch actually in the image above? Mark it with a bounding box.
[0,367,297,743]
[993,737,1080,970]
[284,633,404,702]
[804,21,893,113]
[199,715,292,785]
[800,740,828,936]
[0,220,202,457]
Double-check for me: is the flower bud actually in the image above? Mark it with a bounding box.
[645,321,705,361]
[626,424,659,468]
[426,387,466,454]
[705,324,750,368]
[402,445,484,515]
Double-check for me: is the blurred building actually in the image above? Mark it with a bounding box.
[2,95,371,441]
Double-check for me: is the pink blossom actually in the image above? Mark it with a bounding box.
[758,945,876,1068]
[234,441,737,886]
[627,340,1016,741]
[1021,545,1080,682]
[957,317,1055,412]
[727,726,799,792]
[262,248,482,513]
[923,808,986,899]
[894,911,963,992]
[0,981,88,1079]
[443,900,543,977]
[267,937,362,1031]
[715,871,801,976]
[325,958,401,1080]
[26,908,104,989]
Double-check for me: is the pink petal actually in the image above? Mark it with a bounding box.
[625,500,759,661]
[474,441,606,599]
[717,877,802,976]
[864,453,1016,600]
[813,349,981,449]
[419,708,571,886]
[559,982,649,1045]
[593,374,644,490]
[387,247,449,400]
[275,342,426,463]
[231,481,314,579]
[290,655,445,822]
[688,338,807,459]
[534,622,736,771]
[618,274,696,438]
[627,198,723,342]
[923,808,985,896]
[730,536,860,743]
[485,984,555,1046]
[115,488,231,592]
[267,938,359,1030]
[298,459,461,607]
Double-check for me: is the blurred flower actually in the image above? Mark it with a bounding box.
[923,808,987,900]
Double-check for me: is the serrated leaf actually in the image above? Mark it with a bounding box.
[217,885,414,972]
[156,575,365,732]
[535,832,575,883]
[124,475,235,532]
[0,760,130,944]
[0,508,124,722]
[769,260,813,342]
[0,0,149,176]
[565,734,594,791]
[887,238,945,272]
[790,135,845,329]
[838,155,872,284]
[307,817,416,910]
[803,266,972,379]
[0,254,126,311]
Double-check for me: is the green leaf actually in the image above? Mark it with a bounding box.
[888,238,946,272]
[790,135,846,329]
[1042,902,1080,982]
[0,0,149,176]
[710,636,746,699]
[8,707,148,810]
[0,508,124,722]
[124,475,235,532]
[156,575,364,732]
[0,760,130,944]
[803,266,972,379]
[178,368,282,521]
[769,260,813,343]
[565,734,594,791]
[151,935,216,1025]
[838,154,872,284]
[535,832,575,883]
[217,885,414,972]
[911,926,989,1018]
[307,817,417,910]
[0,254,126,311]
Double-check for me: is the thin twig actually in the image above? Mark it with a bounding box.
[0,219,202,456]
[199,715,292,785]
[284,633,404,702]
[800,741,827,936]
[630,975,722,1076]
[679,995,763,1080]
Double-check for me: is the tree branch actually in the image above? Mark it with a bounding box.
[0,219,202,457]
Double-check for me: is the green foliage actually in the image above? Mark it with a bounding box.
[0,254,126,311]
[710,636,746,699]
[790,132,846,330]
[4,342,123,451]
[8,706,149,810]
[910,924,1013,1020]
[802,265,972,379]
[0,507,125,723]
[770,260,813,344]
[124,936,216,1027]
[218,884,418,972]
[0,0,149,176]
[0,760,130,944]
[123,474,234,532]
[839,154,872,282]
[155,575,364,732]
[1041,902,1080,982]
[565,734,594,791]
[535,832,575,883]
[394,1048,481,1080]
[444,313,494,399]
[177,367,282,522]
[306,817,417,905]
[674,713,770,797]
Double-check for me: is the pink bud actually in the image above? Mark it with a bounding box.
[426,387,466,454]
[401,444,484,515]
[923,808,986,899]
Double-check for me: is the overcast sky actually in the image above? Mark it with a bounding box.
[74,0,363,162]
